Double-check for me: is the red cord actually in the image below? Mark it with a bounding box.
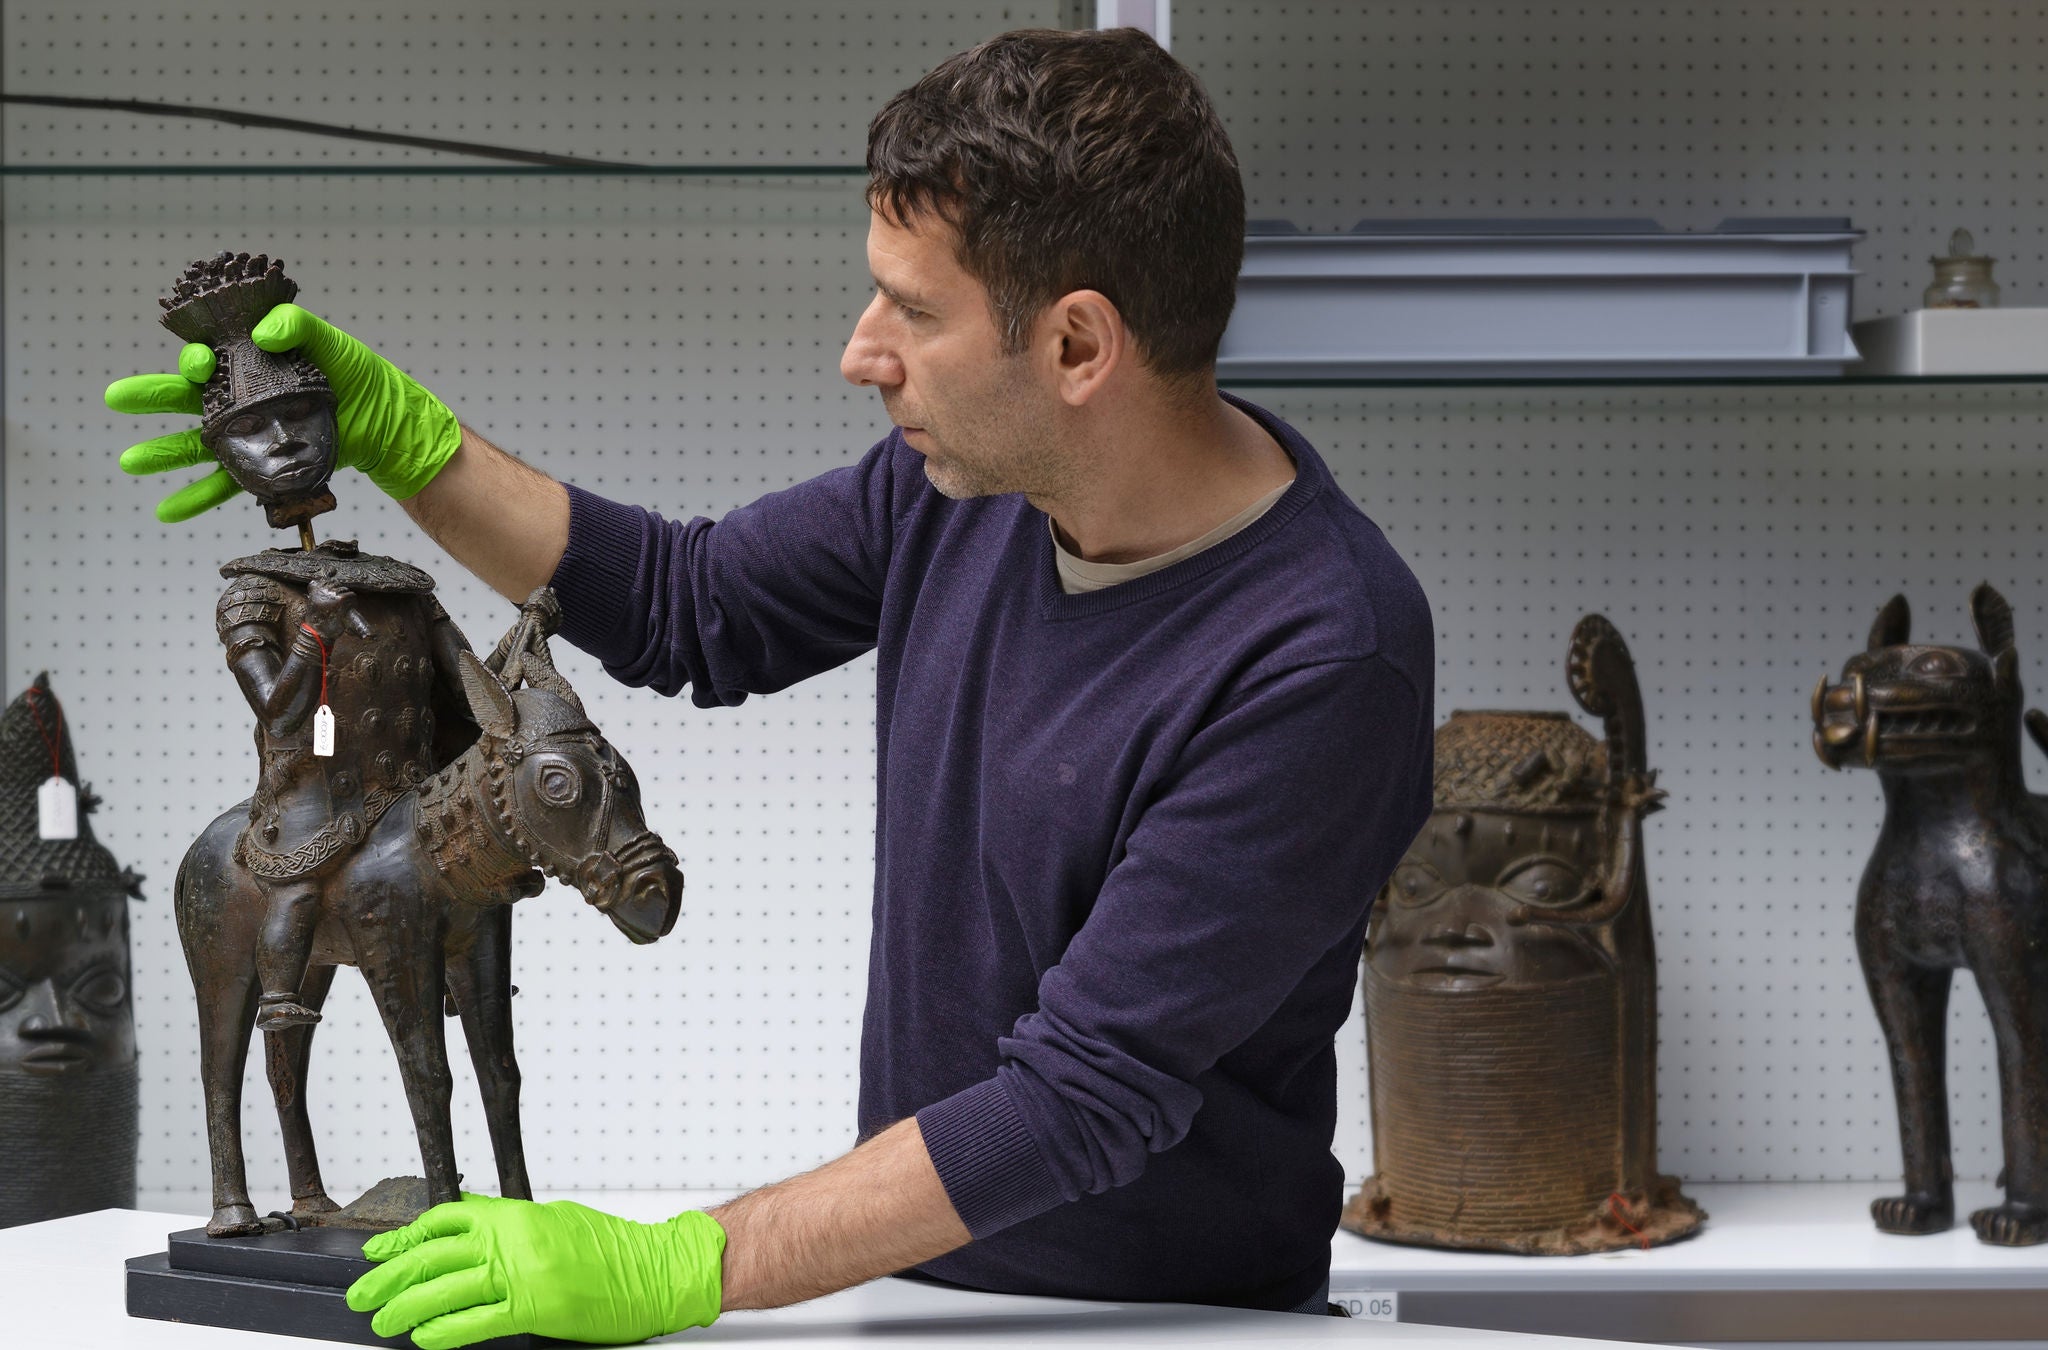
[299,623,330,705]
[1607,1193,1651,1252]
[23,685,61,778]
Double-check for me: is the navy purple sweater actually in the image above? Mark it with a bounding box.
[549,396,1434,1312]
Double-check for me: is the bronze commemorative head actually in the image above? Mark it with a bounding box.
[0,675,145,1226]
[1346,616,1704,1255]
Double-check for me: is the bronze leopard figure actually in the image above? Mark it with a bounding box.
[1813,584,2048,1245]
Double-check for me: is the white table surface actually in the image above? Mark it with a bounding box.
[4,1207,1642,1350]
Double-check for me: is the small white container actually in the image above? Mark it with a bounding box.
[1850,308,2048,376]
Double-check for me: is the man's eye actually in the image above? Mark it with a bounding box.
[895,302,926,321]
[224,415,261,437]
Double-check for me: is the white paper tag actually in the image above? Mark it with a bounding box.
[38,776,78,840]
[1337,1292,1399,1322]
[312,705,336,757]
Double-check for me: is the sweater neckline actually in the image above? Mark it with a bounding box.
[1033,394,1325,621]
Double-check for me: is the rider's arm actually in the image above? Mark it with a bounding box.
[223,624,325,734]
[217,575,324,733]
[401,425,571,604]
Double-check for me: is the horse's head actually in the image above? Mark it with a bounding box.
[456,651,683,944]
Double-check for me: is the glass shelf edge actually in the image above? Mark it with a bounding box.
[0,163,868,177]
[1220,374,2048,390]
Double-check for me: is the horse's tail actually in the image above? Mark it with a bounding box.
[174,802,254,980]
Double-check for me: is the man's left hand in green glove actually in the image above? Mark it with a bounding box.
[345,1194,724,1349]
[345,1117,971,1348]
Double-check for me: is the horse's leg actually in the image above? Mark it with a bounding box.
[449,905,530,1199]
[176,808,267,1238]
[265,962,341,1217]
[195,971,264,1236]
[353,903,462,1206]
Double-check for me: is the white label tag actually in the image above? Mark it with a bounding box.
[1338,1292,1399,1322]
[312,705,336,757]
[38,776,78,840]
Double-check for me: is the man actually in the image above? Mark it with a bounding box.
[110,26,1433,1348]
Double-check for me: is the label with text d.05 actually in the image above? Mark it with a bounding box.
[1338,1292,1399,1322]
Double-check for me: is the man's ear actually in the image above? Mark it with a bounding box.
[1047,289,1125,407]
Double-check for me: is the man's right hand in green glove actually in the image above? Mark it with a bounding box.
[106,304,462,522]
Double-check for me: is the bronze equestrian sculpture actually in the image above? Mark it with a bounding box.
[164,252,461,1034]
[0,676,147,1227]
[154,253,684,1239]
[1347,615,1703,1254]
[179,596,684,1237]
[1812,584,2048,1246]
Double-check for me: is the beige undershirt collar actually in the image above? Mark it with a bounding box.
[1051,478,1295,595]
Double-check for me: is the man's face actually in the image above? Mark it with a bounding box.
[841,209,1068,500]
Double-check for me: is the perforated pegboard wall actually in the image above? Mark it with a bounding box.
[5,5,2046,1213]
[1173,1,2048,1187]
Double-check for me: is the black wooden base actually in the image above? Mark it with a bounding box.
[126,1226,556,1348]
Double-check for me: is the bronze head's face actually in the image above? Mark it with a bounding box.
[0,897,135,1076]
[1369,807,1608,990]
[203,388,340,505]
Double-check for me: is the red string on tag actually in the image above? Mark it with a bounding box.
[299,623,330,705]
[1607,1193,1652,1252]
[23,685,62,778]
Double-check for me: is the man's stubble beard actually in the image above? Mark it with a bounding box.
[914,357,1075,504]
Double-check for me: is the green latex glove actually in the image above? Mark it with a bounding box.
[346,1193,726,1349]
[105,303,462,523]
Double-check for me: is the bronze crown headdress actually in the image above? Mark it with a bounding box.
[159,252,331,441]
[1432,710,1609,814]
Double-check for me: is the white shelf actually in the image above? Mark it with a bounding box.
[1331,1181,2048,1345]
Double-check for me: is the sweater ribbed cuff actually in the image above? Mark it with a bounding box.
[915,1074,1067,1240]
[551,483,651,662]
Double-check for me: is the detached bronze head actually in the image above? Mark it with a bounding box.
[1347,615,1703,1255]
[159,252,338,517]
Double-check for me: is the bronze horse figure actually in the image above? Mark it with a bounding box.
[176,606,683,1237]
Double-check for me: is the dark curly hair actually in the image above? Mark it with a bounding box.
[865,28,1245,384]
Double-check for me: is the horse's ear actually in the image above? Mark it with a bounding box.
[457,650,518,739]
[1869,594,1911,651]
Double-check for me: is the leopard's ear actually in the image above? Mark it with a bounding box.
[1869,594,1911,651]
[1972,583,2016,659]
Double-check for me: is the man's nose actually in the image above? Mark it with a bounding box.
[840,296,903,389]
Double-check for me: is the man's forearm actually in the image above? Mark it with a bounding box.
[401,424,571,602]
[708,1116,972,1311]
